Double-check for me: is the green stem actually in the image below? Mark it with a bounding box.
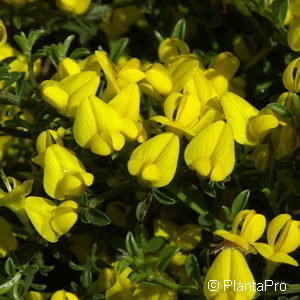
[264,261,280,280]
[27,57,37,88]
[146,274,203,296]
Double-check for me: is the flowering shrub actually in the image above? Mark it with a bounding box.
[0,0,300,299]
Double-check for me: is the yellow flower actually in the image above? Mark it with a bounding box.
[108,84,147,143]
[32,127,65,167]
[97,268,117,293]
[184,68,218,107]
[214,210,266,254]
[153,218,178,239]
[142,63,173,95]
[25,197,78,243]
[151,92,201,137]
[184,120,235,182]
[43,144,94,200]
[253,214,300,266]
[204,249,256,300]
[128,132,180,187]
[73,96,125,156]
[0,216,18,258]
[57,58,81,79]
[104,265,135,300]
[26,291,45,300]
[50,290,79,300]
[0,20,7,48]
[283,57,300,92]
[167,55,200,93]
[207,52,240,80]
[0,177,33,225]
[55,0,91,14]
[95,51,144,100]
[53,56,102,81]
[41,71,100,117]
[158,38,190,63]
[288,18,300,51]
[221,92,279,146]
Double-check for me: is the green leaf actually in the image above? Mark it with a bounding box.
[199,180,216,198]
[147,236,167,253]
[230,189,250,218]
[221,206,231,220]
[109,37,129,63]
[125,232,143,259]
[12,16,21,29]
[23,265,39,276]
[81,270,92,288]
[157,245,180,273]
[14,32,30,55]
[30,283,46,291]
[0,272,22,295]
[3,72,22,89]
[128,271,149,284]
[152,188,176,205]
[70,48,91,60]
[82,208,111,226]
[116,259,130,273]
[198,213,214,231]
[69,261,84,271]
[185,254,201,286]
[28,29,46,49]
[271,0,289,25]
[171,19,186,40]
[267,103,294,124]
[4,258,16,277]
[154,30,164,42]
